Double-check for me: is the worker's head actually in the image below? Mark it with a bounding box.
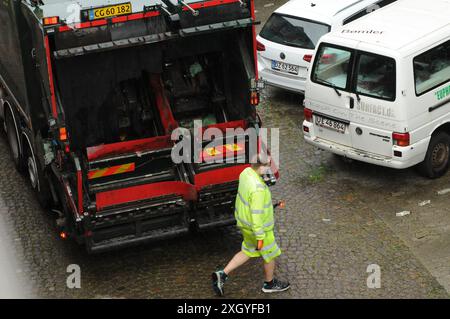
[250,152,272,176]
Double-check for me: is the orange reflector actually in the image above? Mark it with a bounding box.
[224,144,242,152]
[204,147,222,156]
[59,231,67,240]
[250,91,260,106]
[59,127,68,141]
[279,200,286,209]
[88,163,135,180]
[43,16,60,26]
[202,143,244,159]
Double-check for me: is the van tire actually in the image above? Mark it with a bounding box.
[418,132,450,179]
[5,108,24,172]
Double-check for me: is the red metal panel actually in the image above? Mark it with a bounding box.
[183,0,241,10]
[86,135,173,161]
[194,164,249,190]
[77,170,83,214]
[96,181,197,211]
[44,36,58,118]
[250,0,258,79]
[149,75,179,135]
[201,119,247,133]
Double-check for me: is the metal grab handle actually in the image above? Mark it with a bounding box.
[238,0,247,7]
[178,0,199,16]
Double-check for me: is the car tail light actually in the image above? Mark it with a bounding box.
[250,91,260,105]
[256,40,265,51]
[304,108,313,122]
[393,132,410,147]
[303,54,313,63]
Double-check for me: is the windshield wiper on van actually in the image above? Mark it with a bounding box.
[316,78,342,97]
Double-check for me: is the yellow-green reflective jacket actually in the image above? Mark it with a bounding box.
[234,167,274,241]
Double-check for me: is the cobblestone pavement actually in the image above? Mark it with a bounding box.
[0,0,449,299]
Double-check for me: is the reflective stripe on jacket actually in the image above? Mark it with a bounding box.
[234,167,274,241]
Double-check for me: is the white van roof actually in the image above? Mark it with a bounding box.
[275,0,386,25]
[327,0,450,52]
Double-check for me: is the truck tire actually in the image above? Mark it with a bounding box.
[22,129,52,208]
[418,132,450,179]
[5,107,24,172]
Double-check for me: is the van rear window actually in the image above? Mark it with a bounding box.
[312,46,352,90]
[414,40,450,96]
[259,14,330,50]
[312,44,397,101]
[355,53,396,101]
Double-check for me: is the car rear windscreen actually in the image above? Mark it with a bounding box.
[259,13,330,50]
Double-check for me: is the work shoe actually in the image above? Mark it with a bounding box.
[212,270,228,297]
[262,278,290,293]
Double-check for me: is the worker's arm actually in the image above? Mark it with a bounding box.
[250,189,266,244]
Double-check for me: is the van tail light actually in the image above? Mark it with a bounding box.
[303,54,313,63]
[304,108,313,122]
[256,40,265,52]
[393,132,410,147]
[250,91,260,105]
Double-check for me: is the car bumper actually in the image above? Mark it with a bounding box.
[303,121,429,170]
[258,65,306,94]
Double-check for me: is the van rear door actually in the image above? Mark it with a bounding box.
[348,51,400,157]
[308,42,356,147]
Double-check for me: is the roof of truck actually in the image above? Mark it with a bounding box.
[31,0,204,24]
[274,0,386,25]
[326,0,450,52]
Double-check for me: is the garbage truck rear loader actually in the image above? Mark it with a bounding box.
[0,0,278,252]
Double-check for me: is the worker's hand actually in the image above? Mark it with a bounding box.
[273,200,286,209]
[256,240,264,251]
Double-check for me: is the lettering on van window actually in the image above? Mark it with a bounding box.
[356,101,395,118]
[435,85,450,101]
[341,29,384,35]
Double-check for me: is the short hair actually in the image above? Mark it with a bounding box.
[250,152,271,169]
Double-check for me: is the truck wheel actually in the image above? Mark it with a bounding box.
[5,108,24,172]
[418,132,450,179]
[23,130,52,208]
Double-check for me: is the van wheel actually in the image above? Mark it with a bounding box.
[5,109,24,172]
[418,132,450,179]
[23,130,52,208]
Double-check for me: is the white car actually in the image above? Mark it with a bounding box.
[256,0,397,94]
[303,0,450,178]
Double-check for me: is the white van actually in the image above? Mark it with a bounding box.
[302,0,450,178]
[256,0,397,93]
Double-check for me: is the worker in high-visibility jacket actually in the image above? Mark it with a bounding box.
[212,154,290,296]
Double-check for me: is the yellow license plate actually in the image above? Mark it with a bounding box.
[89,3,132,20]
